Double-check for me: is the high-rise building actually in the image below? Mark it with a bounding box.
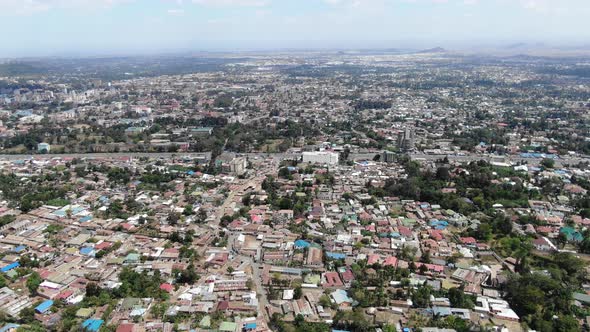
[382,150,396,163]
[397,128,415,152]
[302,151,339,165]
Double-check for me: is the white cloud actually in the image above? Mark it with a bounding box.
[192,0,270,7]
[0,0,132,15]
[167,8,185,15]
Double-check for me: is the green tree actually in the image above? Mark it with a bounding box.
[26,272,42,295]
[541,158,555,169]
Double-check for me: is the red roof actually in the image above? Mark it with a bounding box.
[429,229,443,241]
[95,242,112,250]
[116,323,135,332]
[383,256,398,267]
[415,262,444,273]
[55,289,74,300]
[460,237,477,244]
[160,283,174,293]
[398,226,413,237]
[217,300,229,310]
[367,254,380,265]
[322,272,344,287]
[339,268,355,282]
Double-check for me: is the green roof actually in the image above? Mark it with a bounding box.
[304,274,321,284]
[125,253,140,262]
[75,308,93,318]
[200,315,212,328]
[574,292,590,304]
[121,298,142,310]
[560,227,583,242]
[219,322,237,332]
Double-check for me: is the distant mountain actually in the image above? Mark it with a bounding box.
[505,42,528,50]
[416,47,447,54]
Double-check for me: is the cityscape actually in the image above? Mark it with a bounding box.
[1,1,590,332]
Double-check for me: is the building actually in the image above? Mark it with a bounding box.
[302,151,339,165]
[229,157,247,176]
[37,143,50,153]
[190,127,213,137]
[382,150,396,163]
[397,128,415,151]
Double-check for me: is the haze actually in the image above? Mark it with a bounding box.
[1,0,590,57]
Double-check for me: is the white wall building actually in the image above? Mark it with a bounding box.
[302,151,339,165]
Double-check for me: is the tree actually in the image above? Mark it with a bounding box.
[448,286,474,309]
[19,306,36,324]
[167,212,181,225]
[411,285,432,308]
[26,272,42,295]
[85,282,101,297]
[493,214,513,235]
[541,158,555,169]
[420,250,432,264]
[436,166,450,181]
[183,205,194,216]
[294,286,303,300]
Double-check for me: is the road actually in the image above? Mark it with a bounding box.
[0,151,586,167]
[228,231,271,322]
[408,153,589,167]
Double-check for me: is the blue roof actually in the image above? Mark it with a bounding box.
[1,262,20,273]
[82,319,104,332]
[79,216,93,222]
[71,207,84,214]
[326,252,346,260]
[294,239,310,248]
[0,324,20,332]
[432,306,452,316]
[13,245,26,253]
[80,247,94,255]
[35,300,54,314]
[245,323,257,329]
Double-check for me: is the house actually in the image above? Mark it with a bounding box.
[82,319,104,332]
[532,236,557,251]
[35,300,53,314]
[160,283,174,293]
[306,247,323,267]
[322,272,344,288]
[338,267,355,286]
[331,289,353,308]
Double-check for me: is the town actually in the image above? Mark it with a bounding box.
[0,50,589,332]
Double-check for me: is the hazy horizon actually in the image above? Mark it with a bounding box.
[1,0,590,58]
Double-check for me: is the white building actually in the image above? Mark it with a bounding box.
[302,151,339,165]
[38,143,51,153]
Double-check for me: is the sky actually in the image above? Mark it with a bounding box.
[1,0,589,57]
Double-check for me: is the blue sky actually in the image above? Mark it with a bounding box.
[1,0,589,57]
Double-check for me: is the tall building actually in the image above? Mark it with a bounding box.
[397,128,415,152]
[382,150,396,163]
[302,151,339,165]
[229,157,247,176]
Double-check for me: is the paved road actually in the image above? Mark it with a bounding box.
[0,151,586,167]
[408,153,589,167]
